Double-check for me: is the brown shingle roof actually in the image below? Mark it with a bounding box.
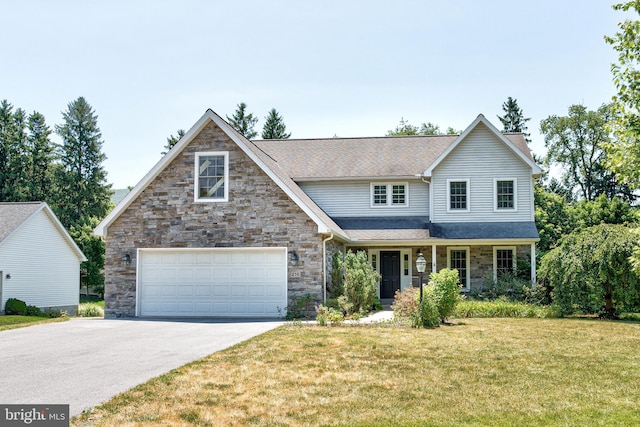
[254,133,532,180]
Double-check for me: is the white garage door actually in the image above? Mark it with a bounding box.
[138,248,287,317]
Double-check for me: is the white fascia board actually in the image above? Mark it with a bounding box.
[207,113,334,234]
[40,204,88,262]
[94,111,213,236]
[423,114,542,177]
[95,109,336,236]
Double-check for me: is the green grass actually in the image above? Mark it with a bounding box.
[79,295,104,308]
[0,315,67,331]
[73,318,640,426]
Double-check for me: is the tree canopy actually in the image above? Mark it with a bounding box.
[498,97,531,143]
[605,1,640,190]
[540,104,632,202]
[261,108,291,139]
[162,129,185,155]
[539,223,640,318]
[387,118,459,136]
[227,102,258,139]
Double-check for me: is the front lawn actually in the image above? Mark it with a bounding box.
[0,315,67,331]
[73,318,640,426]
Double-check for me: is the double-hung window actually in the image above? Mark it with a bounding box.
[495,178,517,211]
[447,247,470,290]
[447,179,469,212]
[371,183,408,207]
[494,246,516,280]
[195,152,229,202]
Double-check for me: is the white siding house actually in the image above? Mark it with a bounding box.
[0,202,86,315]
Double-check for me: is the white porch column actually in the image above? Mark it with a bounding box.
[531,242,537,287]
[431,244,437,273]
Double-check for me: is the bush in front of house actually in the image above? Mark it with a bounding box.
[331,250,380,316]
[454,298,561,318]
[5,298,28,315]
[391,269,463,328]
[77,303,104,317]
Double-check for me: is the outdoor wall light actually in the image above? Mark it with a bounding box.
[122,253,131,267]
[289,250,299,266]
[5,273,10,280]
[416,252,427,303]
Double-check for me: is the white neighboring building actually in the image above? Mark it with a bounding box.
[0,202,86,315]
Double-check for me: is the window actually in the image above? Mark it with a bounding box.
[370,183,408,207]
[447,179,469,212]
[495,178,517,211]
[447,247,470,290]
[403,253,409,276]
[195,152,228,202]
[494,247,516,280]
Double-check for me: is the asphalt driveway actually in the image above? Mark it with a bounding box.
[0,317,283,416]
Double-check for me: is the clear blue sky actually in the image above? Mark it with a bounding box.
[0,0,628,189]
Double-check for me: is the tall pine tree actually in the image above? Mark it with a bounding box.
[162,128,185,154]
[261,108,291,139]
[26,111,54,202]
[498,97,531,143]
[54,97,112,228]
[227,102,258,139]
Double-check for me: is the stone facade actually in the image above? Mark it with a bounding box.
[104,121,325,318]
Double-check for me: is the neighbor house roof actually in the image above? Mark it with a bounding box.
[0,202,87,261]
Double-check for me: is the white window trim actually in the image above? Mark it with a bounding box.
[493,246,517,282]
[446,179,470,213]
[447,246,470,291]
[494,178,518,212]
[194,151,229,203]
[369,182,409,208]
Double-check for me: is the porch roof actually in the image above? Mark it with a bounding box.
[428,222,540,240]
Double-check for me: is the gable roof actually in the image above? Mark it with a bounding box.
[253,123,537,180]
[0,202,86,261]
[95,110,349,239]
[423,114,542,177]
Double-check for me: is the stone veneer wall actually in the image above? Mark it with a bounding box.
[104,121,324,318]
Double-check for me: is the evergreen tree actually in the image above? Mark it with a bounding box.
[261,108,291,139]
[498,97,531,143]
[54,97,112,228]
[0,102,31,201]
[227,102,258,139]
[0,100,16,201]
[162,129,185,155]
[26,112,54,202]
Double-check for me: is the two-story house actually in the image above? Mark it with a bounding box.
[95,109,541,318]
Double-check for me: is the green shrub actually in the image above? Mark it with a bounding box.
[427,268,464,323]
[453,299,561,318]
[25,305,43,317]
[43,309,66,318]
[77,303,104,317]
[315,305,344,326]
[372,295,384,311]
[470,273,531,302]
[333,250,380,316]
[284,294,315,320]
[413,297,440,328]
[5,298,27,315]
[329,252,345,298]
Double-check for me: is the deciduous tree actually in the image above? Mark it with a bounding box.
[539,224,640,318]
[605,1,640,189]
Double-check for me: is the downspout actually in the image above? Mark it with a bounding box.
[322,233,334,304]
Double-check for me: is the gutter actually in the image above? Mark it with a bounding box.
[322,233,334,304]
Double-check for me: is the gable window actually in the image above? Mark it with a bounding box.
[195,152,229,202]
[370,183,408,207]
[447,247,470,291]
[494,246,516,280]
[447,179,469,212]
[495,178,517,211]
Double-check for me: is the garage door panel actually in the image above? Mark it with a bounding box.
[139,248,287,317]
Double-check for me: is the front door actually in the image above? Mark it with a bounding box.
[380,251,401,299]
